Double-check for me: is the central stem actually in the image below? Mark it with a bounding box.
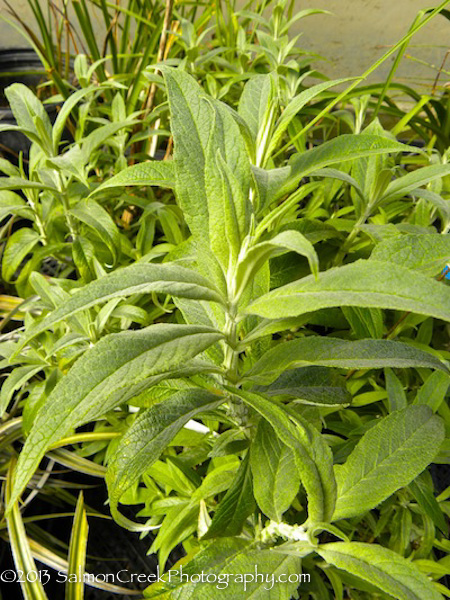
[223,304,239,384]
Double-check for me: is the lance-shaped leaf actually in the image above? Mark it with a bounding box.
[252,165,292,211]
[250,419,300,521]
[260,135,414,205]
[255,366,351,406]
[311,167,365,200]
[381,163,450,204]
[267,78,354,157]
[144,538,303,599]
[371,233,450,277]
[0,191,34,221]
[5,83,52,153]
[245,337,448,385]
[52,85,97,151]
[235,230,318,300]
[316,542,443,600]
[413,188,450,226]
[238,73,274,142]
[246,260,450,323]
[8,324,223,510]
[16,263,225,352]
[107,389,224,531]
[332,405,444,520]
[2,229,41,283]
[202,453,255,539]
[163,67,251,271]
[89,160,175,196]
[235,389,336,523]
[70,199,121,264]
[0,176,58,192]
[0,364,44,418]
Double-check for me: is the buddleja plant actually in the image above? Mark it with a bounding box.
[5,69,450,599]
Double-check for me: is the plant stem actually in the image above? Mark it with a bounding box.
[333,208,370,266]
[57,173,77,239]
[223,303,239,384]
[26,194,47,245]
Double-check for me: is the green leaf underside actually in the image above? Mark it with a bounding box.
[333,406,445,520]
[246,337,447,385]
[8,324,222,510]
[247,260,450,323]
[107,389,224,530]
[317,542,443,600]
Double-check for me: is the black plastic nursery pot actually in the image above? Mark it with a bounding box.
[0,48,58,162]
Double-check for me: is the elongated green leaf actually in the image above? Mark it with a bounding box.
[52,86,96,151]
[311,168,364,199]
[235,230,318,299]
[384,368,407,412]
[205,143,249,269]
[268,78,354,156]
[163,68,251,273]
[5,460,49,600]
[250,419,300,521]
[203,453,255,539]
[256,366,351,406]
[246,337,448,385]
[238,73,273,142]
[2,228,41,282]
[46,449,106,478]
[252,164,292,211]
[143,538,302,599]
[82,121,137,158]
[350,119,392,205]
[342,306,383,339]
[0,365,43,418]
[413,371,449,412]
[106,389,224,531]
[17,263,224,352]
[8,324,222,510]
[235,389,336,523]
[0,177,58,192]
[412,188,450,224]
[90,160,175,196]
[0,191,34,221]
[247,260,450,323]
[382,164,450,204]
[267,135,414,203]
[70,199,121,264]
[66,492,88,600]
[332,405,444,520]
[316,542,443,600]
[409,473,447,533]
[371,234,450,277]
[5,83,52,152]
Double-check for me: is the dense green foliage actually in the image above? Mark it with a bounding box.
[1,2,450,599]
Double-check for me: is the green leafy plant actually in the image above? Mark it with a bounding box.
[4,68,450,599]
